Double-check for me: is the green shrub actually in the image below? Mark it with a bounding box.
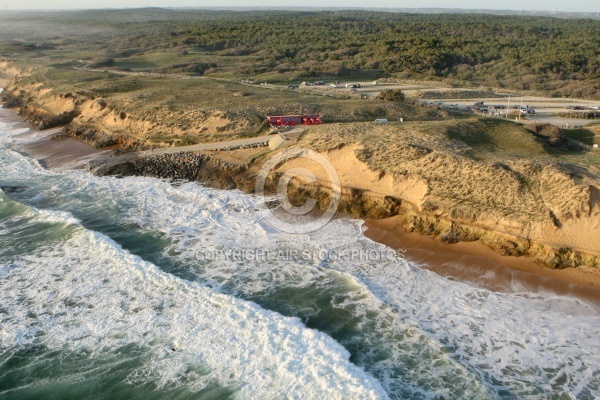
[376,89,406,102]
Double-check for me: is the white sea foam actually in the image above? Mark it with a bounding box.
[0,107,56,146]
[0,201,389,399]
[0,124,31,142]
[68,175,600,399]
[0,117,32,140]
[309,221,600,394]
[34,208,82,225]
[0,153,490,397]
[0,147,51,179]
[1,131,600,398]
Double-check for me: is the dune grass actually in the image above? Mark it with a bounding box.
[299,118,600,172]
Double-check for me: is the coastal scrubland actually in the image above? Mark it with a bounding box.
[1,9,598,97]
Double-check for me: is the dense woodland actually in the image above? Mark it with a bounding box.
[1,9,599,98]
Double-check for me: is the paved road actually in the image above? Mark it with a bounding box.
[526,115,595,128]
[145,135,273,156]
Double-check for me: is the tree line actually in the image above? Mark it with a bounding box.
[1,9,598,98]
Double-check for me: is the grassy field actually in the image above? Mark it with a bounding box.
[298,118,600,172]
[0,12,446,145]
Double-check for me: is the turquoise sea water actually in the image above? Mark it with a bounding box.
[1,106,599,399]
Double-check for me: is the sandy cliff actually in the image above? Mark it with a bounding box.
[91,130,600,270]
[274,123,600,268]
[0,62,258,151]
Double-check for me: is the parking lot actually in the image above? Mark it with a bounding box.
[292,81,599,125]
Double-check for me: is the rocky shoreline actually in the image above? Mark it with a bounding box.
[89,152,257,192]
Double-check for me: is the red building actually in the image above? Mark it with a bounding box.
[267,114,322,126]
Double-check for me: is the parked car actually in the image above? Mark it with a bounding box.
[566,105,585,110]
[314,81,325,85]
[588,106,599,110]
[330,83,338,88]
[520,108,536,114]
[287,84,299,89]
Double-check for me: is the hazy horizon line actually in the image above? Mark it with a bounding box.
[0,6,598,15]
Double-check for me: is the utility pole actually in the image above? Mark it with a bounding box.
[520,98,523,120]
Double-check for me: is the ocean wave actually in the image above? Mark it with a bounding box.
[0,202,389,399]
[82,175,600,399]
[33,208,82,226]
[1,126,599,398]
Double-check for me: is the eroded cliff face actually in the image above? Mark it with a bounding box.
[0,63,257,151]
[90,143,600,270]
[276,137,600,269]
[0,60,27,82]
[2,81,145,149]
[82,113,600,271]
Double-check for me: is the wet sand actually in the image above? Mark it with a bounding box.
[365,217,600,307]
[0,105,109,169]
[18,131,110,170]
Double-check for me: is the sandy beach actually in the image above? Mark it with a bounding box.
[365,216,600,307]
[18,131,111,170]
[0,105,109,170]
